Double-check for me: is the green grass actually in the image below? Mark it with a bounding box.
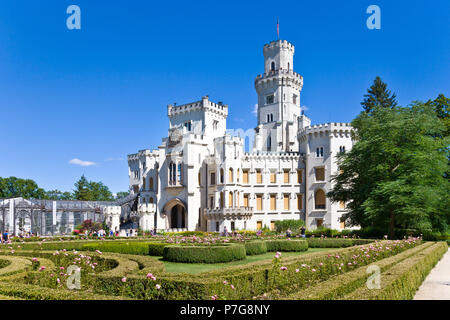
[161,248,335,274]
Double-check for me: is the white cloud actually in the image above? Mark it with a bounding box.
[301,105,309,112]
[252,104,258,116]
[69,158,96,167]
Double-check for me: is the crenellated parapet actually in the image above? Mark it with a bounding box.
[263,40,295,54]
[243,151,301,161]
[298,122,353,142]
[167,95,228,118]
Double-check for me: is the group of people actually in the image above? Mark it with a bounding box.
[286,226,306,238]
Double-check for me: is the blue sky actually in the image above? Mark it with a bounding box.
[0,0,449,194]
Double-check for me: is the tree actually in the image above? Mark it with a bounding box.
[328,102,449,238]
[0,177,46,199]
[115,191,129,200]
[426,94,450,137]
[88,181,114,201]
[73,175,114,201]
[361,76,398,113]
[45,190,74,200]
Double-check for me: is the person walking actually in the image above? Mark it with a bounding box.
[2,230,9,244]
[300,226,306,238]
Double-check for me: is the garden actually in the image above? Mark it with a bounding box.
[0,230,446,300]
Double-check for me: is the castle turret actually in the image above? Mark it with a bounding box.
[254,40,304,153]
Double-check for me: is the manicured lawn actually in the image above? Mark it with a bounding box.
[160,248,336,274]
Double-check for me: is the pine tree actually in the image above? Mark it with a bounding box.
[73,175,91,200]
[361,76,398,113]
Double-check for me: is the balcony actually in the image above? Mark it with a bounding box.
[205,207,254,220]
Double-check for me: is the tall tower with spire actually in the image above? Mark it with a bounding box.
[254,40,304,152]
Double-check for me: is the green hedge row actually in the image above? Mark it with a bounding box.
[307,238,354,248]
[266,239,308,252]
[163,244,247,263]
[244,241,267,255]
[91,240,421,299]
[286,242,434,300]
[344,241,448,300]
[82,242,152,255]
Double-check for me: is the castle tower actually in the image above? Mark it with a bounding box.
[254,40,304,152]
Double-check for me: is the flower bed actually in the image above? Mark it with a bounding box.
[343,241,448,300]
[162,244,247,263]
[285,241,435,300]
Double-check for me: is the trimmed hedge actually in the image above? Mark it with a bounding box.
[148,243,172,256]
[266,239,308,252]
[244,241,267,255]
[344,241,448,300]
[286,241,434,300]
[82,242,151,255]
[307,238,354,248]
[163,244,246,263]
[92,240,421,299]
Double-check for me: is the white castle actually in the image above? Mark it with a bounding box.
[124,39,354,233]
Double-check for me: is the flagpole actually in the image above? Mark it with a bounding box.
[277,18,279,40]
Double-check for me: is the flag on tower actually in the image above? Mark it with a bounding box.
[277,18,279,40]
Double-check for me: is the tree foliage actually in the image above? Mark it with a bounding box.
[361,76,398,113]
[0,177,46,199]
[328,101,450,238]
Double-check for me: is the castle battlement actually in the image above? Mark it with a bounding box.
[167,96,228,118]
[298,122,353,141]
[263,40,295,53]
[243,151,301,161]
[255,69,303,90]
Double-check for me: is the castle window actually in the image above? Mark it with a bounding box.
[243,170,249,184]
[297,169,303,184]
[149,197,154,204]
[210,196,214,209]
[287,62,290,71]
[177,163,182,184]
[243,194,249,207]
[210,172,216,185]
[267,136,271,151]
[213,120,218,130]
[149,177,154,190]
[339,146,346,153]
[315,167,325,181]
[228,168,234,183]
[316,147,324,157]
[270,194,276,211]
[270,171,276,184]
[256,169,263,184]
[293,94,297,104]
[169,162,176,185]
[283,194,290,210]
[256,195,263,211]
[220,168,224,184]
[297,194,303,210]
[271,61,275,71]
[315,189,326,210]
[270,114,273,122]
[266,95,274,104]
[283,170,290,184]
[228,192,233,207]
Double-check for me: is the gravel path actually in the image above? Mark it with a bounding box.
[414,247,450,300]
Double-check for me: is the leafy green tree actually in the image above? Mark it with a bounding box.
[88,181,114,201]
[361,76,398,113]
[0,177,46,199]
[328,102,449,238]
[73,175,91,200]
[115,191,129,200]
[45,190,74,200]
[426,94,450,137]
[73,175,114,201]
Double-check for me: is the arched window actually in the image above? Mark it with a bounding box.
[237,169,240,183]
[220,168,224,184]
[267,114,270,122]
[271,61,275,71]
[271,114,274,122]
[267,135,271,151]
[229,168,234,183]
[149,197,154,204]
[315,189,326,209]
[228,191,233,207]
[287,62,290,71]
[149,177,154,190]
